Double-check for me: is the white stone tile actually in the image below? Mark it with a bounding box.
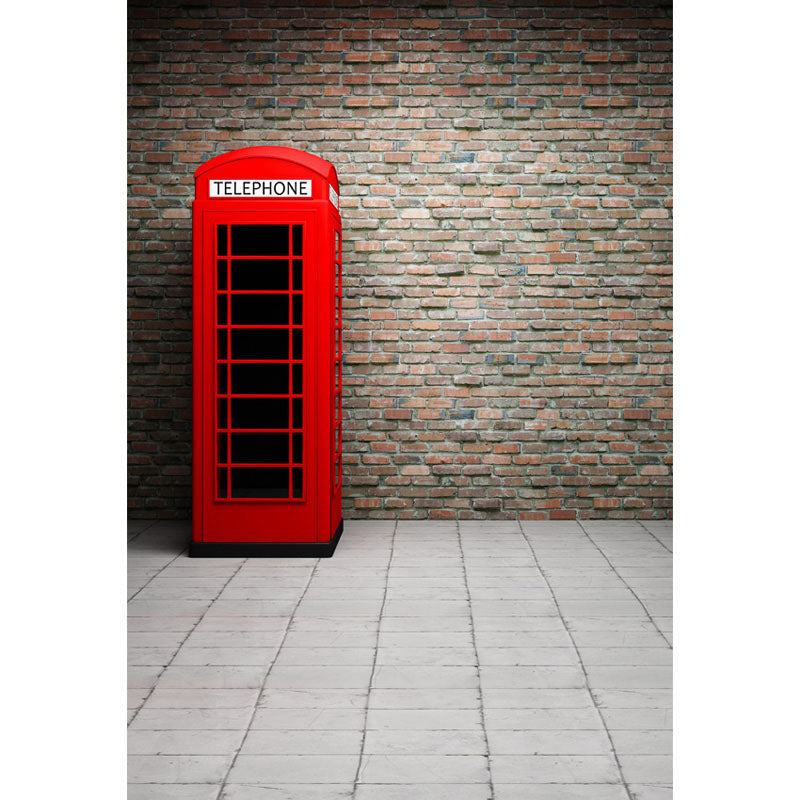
[366,709,482,730]
[228,754,359,784]
[182,632,286,650]
[610,730,672,755]
[129,665,164,689]
[618,755,672,783]
[490,754,621,783]
[372,665,479,689]
[144,688,259,708]
[594,689,672,709]
[222,786,353,800]
[363,729,486,755]
[493,785,628,800]
[129,785,220,800]
[275,647,375,666]
[128,729,243,755]
[240,729,363,754]
[377,632,474,648]
[484,708,602,730]
[264,665,373,689]
[378,617,473,632]
[355,786,491,800]
[171,647,278,666]
[473,631,571,648]
[157,665,267,689]
[477,647,579,666]
[130,707,252,730]
[627,784,673,800]
[357,754,489,784]
[376,647,477,666]
[600,709,672,730]
[257,688,367,709]
[478,666,584,689]
[127,754,230,783]
[282,631,377,648]
[368,688,479,709]
[481,688,593,709]
[250,707,365,730]
[579,648,672,666]
[487,729,612,755]
[129,647,179,666]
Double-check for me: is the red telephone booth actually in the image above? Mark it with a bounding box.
[190,147,343,557]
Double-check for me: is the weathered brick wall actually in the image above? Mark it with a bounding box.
[128,0,672,520]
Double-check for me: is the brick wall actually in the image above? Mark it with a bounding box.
[128,0,672,520]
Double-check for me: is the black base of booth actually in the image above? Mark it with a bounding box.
[189,520,344,558]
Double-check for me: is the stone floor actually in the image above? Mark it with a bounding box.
[128,519,672,800]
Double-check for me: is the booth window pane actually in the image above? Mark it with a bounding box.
[292,225,303,255]
[230,329,289,361]
[217,364,228,394]
[217,225,228,256]
[231,294,289,326]
[230,260,290,291]
[217,399,228,429]
[218,434,228,464]
[231,398,290,430]
[217,295,228,325]
[231,225,289,256]
[217,260,228,290]
[292,363,302,395]
[292,329,303,361]
[231,363,289,396]
[217,330,228,360]
[292,261,302,291]
[292,295,303,326]
[230,432,289,465]
[217,468,228,498]
[231,467,289,498]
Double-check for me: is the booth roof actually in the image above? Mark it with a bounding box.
[194,146,338,189]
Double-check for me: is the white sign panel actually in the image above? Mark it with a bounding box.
[209,179,312,198]
[329,183,339,210]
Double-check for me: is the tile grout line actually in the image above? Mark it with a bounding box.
[352,519,398,796]
[128,556,247,728]
[518,520,635,800]
[127,519,158,543]
[127,546,189,603]
[636,520,673,554]
[456,519,496,800]
[213,557,322,800]
[578,521,673,651]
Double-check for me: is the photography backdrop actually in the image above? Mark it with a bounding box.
[128,0,672,520]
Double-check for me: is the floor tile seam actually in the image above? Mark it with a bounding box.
[517,520,635,800]
[352,518,398,797]
[212,557,323,800]
[128,546,191,603]
[576,521,673,651]
[127,520,159,543]
[127,558,247,729]
[457,521,497,800]
[635,520,673,554]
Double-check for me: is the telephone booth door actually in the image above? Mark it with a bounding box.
[190,148,343,557]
